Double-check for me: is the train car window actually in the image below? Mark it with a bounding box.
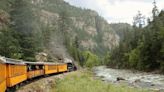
[27,65,31,71]
[27,65,36,71]
[36,65,39,70]
[31,65,36,70]
[34,65,44,70]
[39,65,43,69]
[27,64,44,71]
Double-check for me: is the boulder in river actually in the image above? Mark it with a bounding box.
[151,84,155,86]
[116,77,125,81]
[134,79,141,83]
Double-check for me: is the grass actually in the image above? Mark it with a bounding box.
[51,70,153,92]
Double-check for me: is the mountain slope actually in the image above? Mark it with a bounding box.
[0,0,119,62]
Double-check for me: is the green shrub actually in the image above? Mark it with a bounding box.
[82,51,100,68]
[128,48,140,68]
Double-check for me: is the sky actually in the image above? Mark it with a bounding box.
[64,0,164,24]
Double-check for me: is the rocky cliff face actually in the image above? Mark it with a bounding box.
[34,0,119,55]
[0,0,119,60]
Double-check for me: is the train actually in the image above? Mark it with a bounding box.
[0,57,76,92]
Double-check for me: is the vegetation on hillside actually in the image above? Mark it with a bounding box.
[1,0,163,71]
[0,0,118,64]
[105,5,164,72]
[0,0,43,61]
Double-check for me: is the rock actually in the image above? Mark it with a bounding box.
[47,79,53,84]
[35,52,48,62]
[134,79,141,83]
[141,76,145,79]
[100,76,105,79]
[116,77,125,81]
[152,88,160,92]
[102,79,106,81]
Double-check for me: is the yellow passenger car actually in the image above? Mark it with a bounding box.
[0,57,7,92]
[44,63,58,75]
[25,62,44,79]
[5,58,27,87]
[57,63,67,73]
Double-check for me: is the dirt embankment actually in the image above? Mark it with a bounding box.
[16,72,72,92]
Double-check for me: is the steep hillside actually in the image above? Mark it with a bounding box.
[110,23,133,40]
[0,0,119,62]
[35,0,119,55]
[105,10,164,72]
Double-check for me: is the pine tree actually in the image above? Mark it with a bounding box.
[133,11,145,28]
[152,0,159,19]
[10,0,42,61]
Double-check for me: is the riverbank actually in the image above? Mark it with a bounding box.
[16,69,159,92]
[51,70,153,92]
[94,66,164,92]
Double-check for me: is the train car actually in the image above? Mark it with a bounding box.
[57,63,68,73]
[0,57,7,92]
[44,63,58,75]
[5,58,27,88]
[0,56,75,92]
[25,62,44,79]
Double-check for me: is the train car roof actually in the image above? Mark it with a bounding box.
[34,62,67,65]
[0,57,6,64]
[24,61,45,65]
[43,62,62,65]
[57,63,67,65]
[0,56,68,65]
[5,58,25,65]
[25,62,66,65]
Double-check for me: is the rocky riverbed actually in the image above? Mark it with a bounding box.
[93,66,164,91]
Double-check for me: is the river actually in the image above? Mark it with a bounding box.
[93,66,164,91]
